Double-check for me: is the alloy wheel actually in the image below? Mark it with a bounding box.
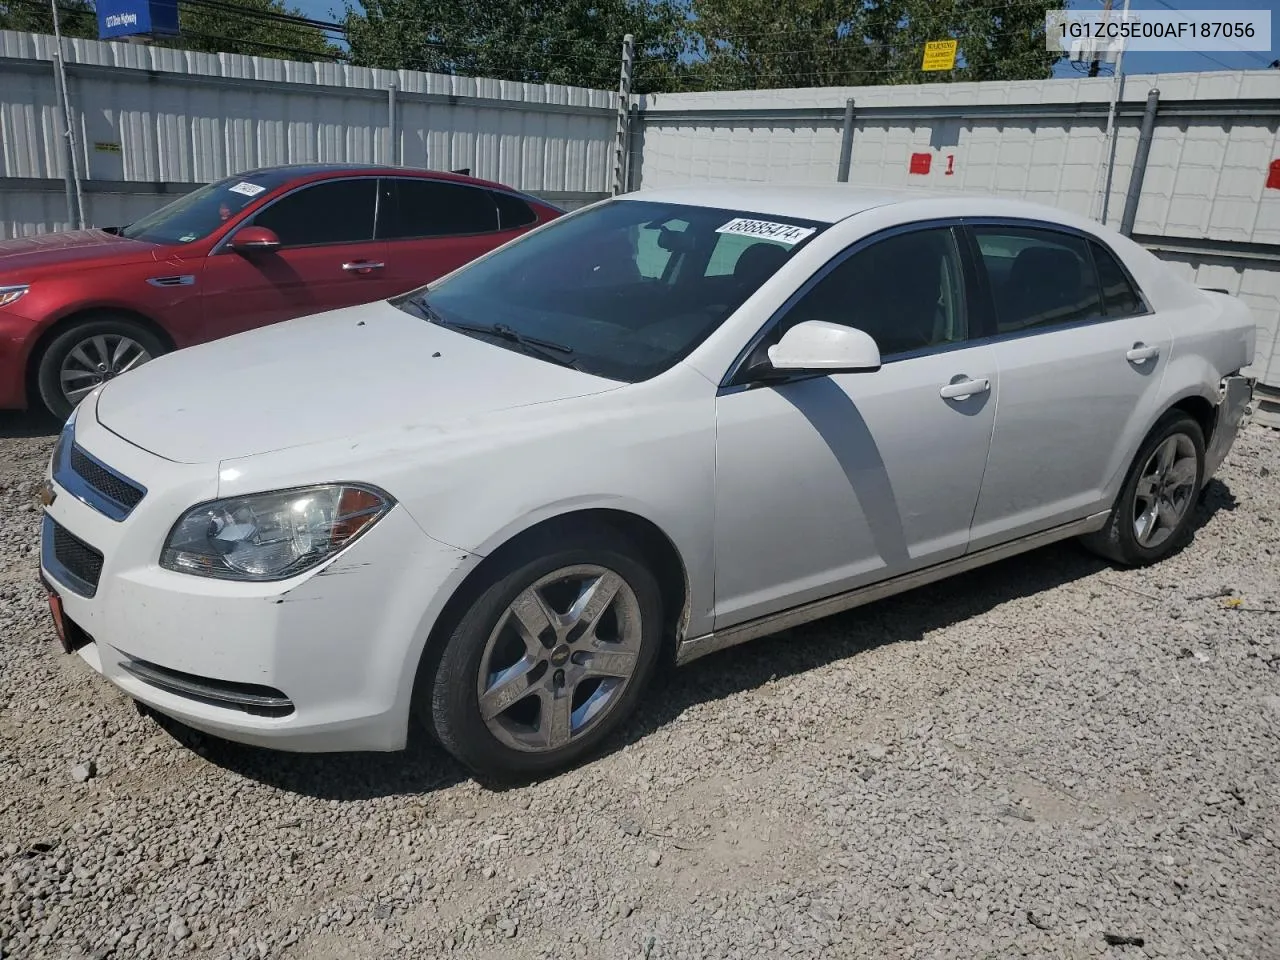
[1132,433,1198,548]
[60,334,152,404]
[476,564,643,753]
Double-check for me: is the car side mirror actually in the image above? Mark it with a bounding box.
[766,320,882,375]
[229,226,281,254]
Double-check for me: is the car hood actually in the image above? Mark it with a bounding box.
[0,229,161,273]
[93,300,623,464]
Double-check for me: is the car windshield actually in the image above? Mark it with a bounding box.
[120,171,296,245]
[397,199,826,383]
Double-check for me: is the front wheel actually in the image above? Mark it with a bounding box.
[425,528,663,780]
[35,316,166,420]
[1080,410,1205,567]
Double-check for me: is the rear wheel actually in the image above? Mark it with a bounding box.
[35,316,166,420]
[1080,411,1205,567]
[425,527,663,780]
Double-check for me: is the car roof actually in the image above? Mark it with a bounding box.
[232,163,534,195]
[617,182,1086,227]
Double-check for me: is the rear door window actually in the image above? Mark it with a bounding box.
[378,179,499,239]
[973,226,1103,333]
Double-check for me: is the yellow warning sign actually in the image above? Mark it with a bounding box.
[921,39,958,71]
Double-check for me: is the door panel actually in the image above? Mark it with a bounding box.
[714,348,999,628]
[966,225,1172,549]
[201,240,392,338]
[712,224,996,630]
[199,178,393,338]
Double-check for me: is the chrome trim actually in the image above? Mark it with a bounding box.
[675,510,1111,665]
[119,656,294,716]
[145,274,195,287]
[342,261,385,271]
[1204,375,1254,484]
[41,513,101,599]
[51,420,147,522]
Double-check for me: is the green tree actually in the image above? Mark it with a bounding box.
[0,0,98,38]
[685,0,1061,90]
[344,0,688,92]
[161,0,338,60]
[0,0,338,61]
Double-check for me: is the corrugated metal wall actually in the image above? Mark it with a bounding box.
[0,29,617,235]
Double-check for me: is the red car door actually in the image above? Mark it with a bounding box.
[376,177,531,295]
[200,177,394,338]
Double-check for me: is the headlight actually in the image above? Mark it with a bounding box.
[0,284,29,309]
[160,484,393,581]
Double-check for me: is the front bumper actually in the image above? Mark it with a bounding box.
[1204,374,1254,484]
[38,399,479,752]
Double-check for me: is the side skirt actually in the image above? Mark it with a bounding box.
[675,510,1111,666]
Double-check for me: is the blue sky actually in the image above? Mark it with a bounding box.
[293,0,1280,77]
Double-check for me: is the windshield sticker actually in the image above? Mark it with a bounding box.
[178,232,198,243]
[715,218,816,246]
[228,181,266,198]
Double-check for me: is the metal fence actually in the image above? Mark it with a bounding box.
[0,29,617,236]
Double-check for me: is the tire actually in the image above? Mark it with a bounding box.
[426,526,663,780]
[35,316,167,420]
[1080,410,1205,567]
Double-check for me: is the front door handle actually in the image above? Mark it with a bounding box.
[939,377,991,401]
[1126,342,1160,363]
[342,261,386,274]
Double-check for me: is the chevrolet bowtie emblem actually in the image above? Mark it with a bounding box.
[38,481,56,507]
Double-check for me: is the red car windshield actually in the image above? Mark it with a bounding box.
[120,171,296,245]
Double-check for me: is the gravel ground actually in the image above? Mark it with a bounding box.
[2,411,1279,960]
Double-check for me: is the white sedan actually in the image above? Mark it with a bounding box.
[39,185,1256,779]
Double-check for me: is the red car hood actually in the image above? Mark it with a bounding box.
[0,229,161,274]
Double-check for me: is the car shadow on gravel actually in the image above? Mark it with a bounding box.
[149,712,471,800]
[0,410,61,438]
[146,479,1238,799]
[610,477,1240,754]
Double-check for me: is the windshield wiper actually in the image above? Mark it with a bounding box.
[414,300,580,368]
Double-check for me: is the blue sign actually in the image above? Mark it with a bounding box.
[96,0,180,39]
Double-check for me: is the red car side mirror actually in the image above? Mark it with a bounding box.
[229,226,281,253]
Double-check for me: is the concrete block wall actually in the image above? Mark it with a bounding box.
[635,71,1280,238]
[635,72,1280,388]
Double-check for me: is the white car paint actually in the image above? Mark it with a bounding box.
[40,185,1256,754]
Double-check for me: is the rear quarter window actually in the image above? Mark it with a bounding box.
[491,191,539,230]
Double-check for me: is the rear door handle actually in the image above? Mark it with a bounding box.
[342,261,385,273]
[939,377,991,401]
[1126,342,1160,363]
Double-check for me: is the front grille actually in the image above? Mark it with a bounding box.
[70,445,145,512]
[47,517,104,597]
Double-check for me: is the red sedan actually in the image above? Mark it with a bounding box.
[0,164,563,418]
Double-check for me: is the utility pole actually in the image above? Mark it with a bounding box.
[49,0,86,229]
[611,33,634,197]
[1089,0,1112,77]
